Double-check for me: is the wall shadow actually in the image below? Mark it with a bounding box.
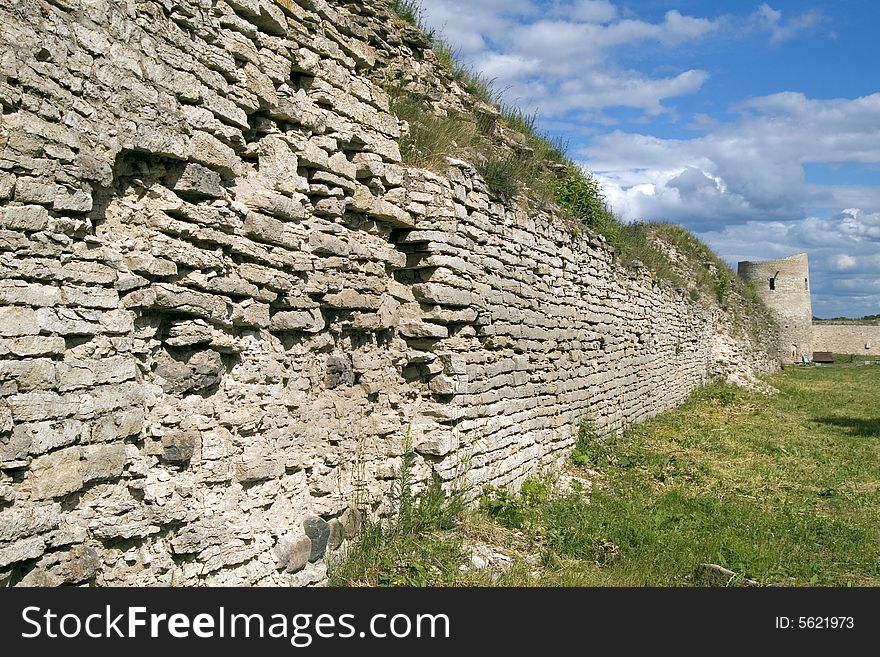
[813,416,880,438]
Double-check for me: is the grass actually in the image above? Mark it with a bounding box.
[332,365,880,586]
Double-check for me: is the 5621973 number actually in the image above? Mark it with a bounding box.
[775,616,854,629]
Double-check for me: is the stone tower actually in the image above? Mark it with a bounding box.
[737,253,813,363]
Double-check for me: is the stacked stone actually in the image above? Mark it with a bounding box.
[0,0,776,587]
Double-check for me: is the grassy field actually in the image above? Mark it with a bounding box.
[330,364,880,587]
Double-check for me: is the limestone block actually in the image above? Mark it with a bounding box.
[236,457,284,483]
[53,188,93,213]
[398,321,448,339]
[0,535,45,568]
[61,285,118,309]
[34,308,100,336]
[225,0,288,35]
[171,163,225,199]
[412,424,457,457]
[231,300,270,328]
[412,283,473,308]
[122,284,229,324]
[27,447,84,500]
[256,137,309,195]
[0,307,39,336]
[0,358,56,392]
[323,289,381,310]
[189,131,242,179]
[308,231,349,256]
[154,349,225,395]
[0,504,62,543]
[0,336,65,358]
[0,280,61,306]
[0,173,14,200]
[83,444,127,483]
[270,308,324,332]
[235,181,307,221]
[6,419,85,460]
[16,544,101,586]
[350,186,414,227]
[124,253,177,277]
[0,205,49,231]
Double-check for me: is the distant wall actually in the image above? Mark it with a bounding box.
[737,254,812,362]
[812,324,880,356]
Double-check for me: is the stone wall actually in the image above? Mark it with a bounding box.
[737,254,812,363]
[0,0,776,586]
[812,324,880,357]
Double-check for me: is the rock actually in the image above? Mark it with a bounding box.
[324,355,354,388]
[398,321,448,339]
[339,507,363,540]
[350,186,414,227]
[303,515,330,562]
[235,457,284,483]
[412,283,473,308]
[692,563,736,587]
[308,231,349,256]
[83,444,127,483]
[171,163,225,199]
[0,535,44,568]
[270,309,325,332]
[26,447,84,500]
[327,519,344,551]
[160,431,199,463]
[0,307,40,337]
[471,554,487,570]
[189,131,242,179]
[154,349,225,395]
[0,205,49,232]
[0,504,62,543]
[274,534,311,573]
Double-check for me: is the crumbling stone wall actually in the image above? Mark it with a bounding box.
[812,323,880,357]
[0,0,776,586]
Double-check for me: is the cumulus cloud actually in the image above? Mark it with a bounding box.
[586,92,880,228]
[420,1,721,118]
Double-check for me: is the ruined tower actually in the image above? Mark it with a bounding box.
[737,253,813,363]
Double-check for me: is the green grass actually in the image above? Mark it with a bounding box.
[332,366,880,586]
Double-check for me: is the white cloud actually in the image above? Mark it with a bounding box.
[750,3,822,44]
[420,1,721,118]
[585,93,880,228]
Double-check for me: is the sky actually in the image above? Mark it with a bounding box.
[415,0,880,318]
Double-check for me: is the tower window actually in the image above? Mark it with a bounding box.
[769,278,775,290]
[804,278,808,290]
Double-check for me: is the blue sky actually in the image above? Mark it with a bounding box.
[417,0,880,317]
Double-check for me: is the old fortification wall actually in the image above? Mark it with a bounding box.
[812,324,880,356]
[0,0,776,586]
[737,254,812,363]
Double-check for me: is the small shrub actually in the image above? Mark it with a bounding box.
[391,0,423,26]
[477,153,530,201]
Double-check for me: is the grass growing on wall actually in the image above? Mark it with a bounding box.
[331,365,880,586]
[383,0,772,336]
